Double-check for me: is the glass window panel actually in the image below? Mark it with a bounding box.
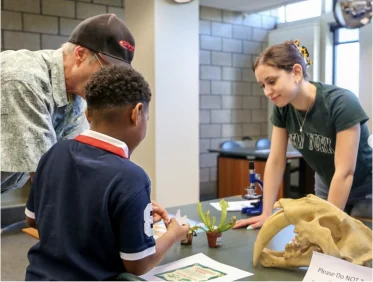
[277,6,286,23]
[285,0,322,22]
[334,42,360,97]
[337,28,359,43]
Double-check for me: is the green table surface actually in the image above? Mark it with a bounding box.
[159,196,372,281]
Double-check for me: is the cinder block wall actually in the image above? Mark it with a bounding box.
[1,0,124,51]
[199,6,278,199]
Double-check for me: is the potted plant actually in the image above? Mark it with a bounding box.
[180,226,199,245]
[197,199,236,248]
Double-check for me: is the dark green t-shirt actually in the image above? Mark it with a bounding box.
[271,81,372,193]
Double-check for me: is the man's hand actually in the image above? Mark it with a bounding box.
[152,200,169,224]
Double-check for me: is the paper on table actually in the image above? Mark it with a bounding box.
[210,200,258,211]
[303,252,372,281]
[140,253,253,281]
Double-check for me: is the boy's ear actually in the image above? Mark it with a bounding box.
[130,103,143,126]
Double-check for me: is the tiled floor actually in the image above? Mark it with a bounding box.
[1,227,37,281]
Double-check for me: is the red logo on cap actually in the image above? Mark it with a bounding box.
[119,40,135,52]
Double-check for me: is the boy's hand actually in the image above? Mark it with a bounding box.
[166,218,190,242]
[151,200,169,224]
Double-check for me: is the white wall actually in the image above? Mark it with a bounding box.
[125,0,200,208]
[359,23,372,133]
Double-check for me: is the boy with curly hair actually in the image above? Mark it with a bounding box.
[25,66,189,281]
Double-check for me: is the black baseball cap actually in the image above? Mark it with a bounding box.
[68,14,135,66]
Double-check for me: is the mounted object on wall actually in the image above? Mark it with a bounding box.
[172,0,195,3]
[333,0,372,28]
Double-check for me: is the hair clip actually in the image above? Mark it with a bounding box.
[293,39,313,66]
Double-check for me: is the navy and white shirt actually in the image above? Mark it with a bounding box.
[25,130,155,281]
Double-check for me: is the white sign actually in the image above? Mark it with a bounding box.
[140,253,253,281]
[303,252,372,281]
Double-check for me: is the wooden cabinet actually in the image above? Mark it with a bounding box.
[217,157,284,200]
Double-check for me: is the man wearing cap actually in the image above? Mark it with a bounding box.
[1,14,135,193]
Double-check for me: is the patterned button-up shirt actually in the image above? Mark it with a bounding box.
[1,48,89,192]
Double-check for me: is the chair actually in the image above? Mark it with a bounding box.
[255,138,271,150]
[219,140,242,150]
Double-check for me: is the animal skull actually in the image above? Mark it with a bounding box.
[253,194,372,268]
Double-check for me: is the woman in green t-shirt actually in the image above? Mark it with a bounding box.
[233,40,372,230]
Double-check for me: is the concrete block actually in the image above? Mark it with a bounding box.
[261,123,269,137]
[251,82,263,96]
[211,22,232,38]
[1,11,22,31]
[200,110,210,124]
[200,153,218,168]
[41,34,69,49]
[222,95,242,109]
[261,97,268,109]
[93,0,123,6]
[108,6,125,21]
[3,0,40,13]
[200,95,221,109]
[4,31,40,50]
[232,25,251,40]
[199,20,211,35]
[242,123,261,137]
[200,65,221,80]
[222,67,242,81]
[211,109,231,123]
[243,41,261,55]
[210,138,228,149]
[76,2,106,20]
[242,97,261,109]
[232,82,250,95]
[223,38,242,53]
[211,51,231,66]
[233,54,251,68]
[223,10,243,25]
[262,15,276,29]
[200,6,222,22]
[211,81,231,95]
[243,14,261,28]
[251,110,268,122]
[199,80,210,94]
[222,124,242,137]
[23,14,58,34]
[42,0,75,18]
[60,18,82,36]
[210,167,217,181]
[200,35,221,51]
[232,110,251,123]
[242,69,257,82]
[252,28,268,42]
[200,167,210,182]
[200,50,211,65]
[200,139,210,153]
[200,124,221,138]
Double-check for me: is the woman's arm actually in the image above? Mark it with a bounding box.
[261,126,289,216]
[328,124,360,210]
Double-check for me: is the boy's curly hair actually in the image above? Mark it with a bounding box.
[85,65,151,110]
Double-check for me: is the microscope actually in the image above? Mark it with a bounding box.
[242,161,263,216]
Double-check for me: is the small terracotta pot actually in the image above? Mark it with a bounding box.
[181,232,194,245]
[206,232,222,248]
